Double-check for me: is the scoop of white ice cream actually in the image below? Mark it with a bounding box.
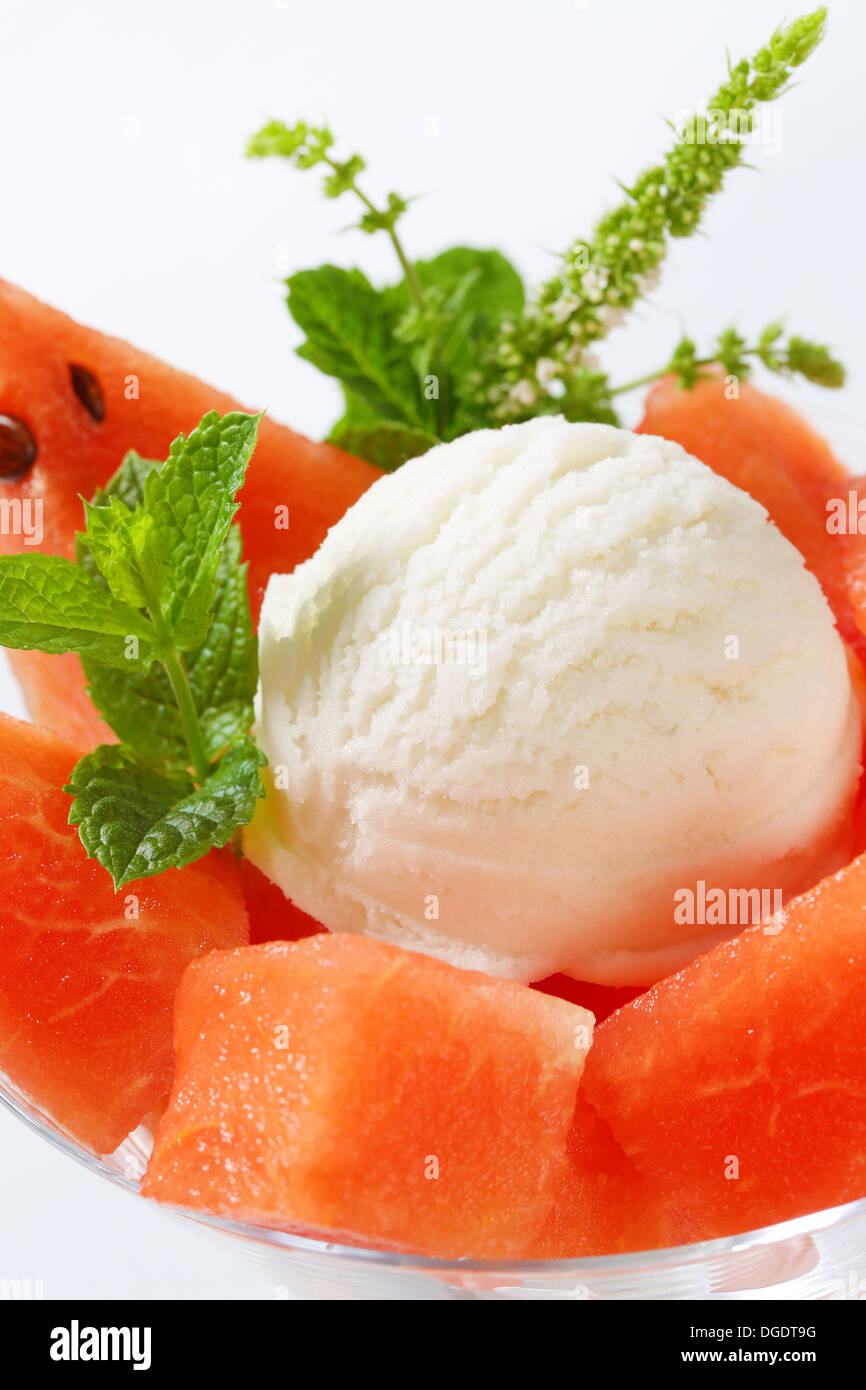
[245,418,860,984]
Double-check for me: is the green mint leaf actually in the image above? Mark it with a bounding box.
[381,248,525,440]
[81,522,257,764]
[84,659,185,766]
[287,266,431,431]
[0,554,154,668]
[92,447,157,510]
[186,524,258,759]
[414,248,525,338]
[66,736,267,889]
[329,421,438,472]
[139,410,261,650]
[78,495,151,609]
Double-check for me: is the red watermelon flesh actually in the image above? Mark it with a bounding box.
[143,934,593,1259]
[0,278,380,745]
[531,1098,681,1258]
[638,375,860,660]
[238,858,324,946]
[0,712,249,1154]
[582,850,866,1242]
[533,974,645,1023]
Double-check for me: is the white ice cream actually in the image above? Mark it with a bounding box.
[245,418,860,984]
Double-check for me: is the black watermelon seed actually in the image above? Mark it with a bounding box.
[69,363,105,422]
[0,415,37,480]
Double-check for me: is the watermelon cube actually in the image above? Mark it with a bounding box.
[143,934,593,1258]
[583,852,866,1241]
[532,1098,681,1258]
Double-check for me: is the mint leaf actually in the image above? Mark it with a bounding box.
[190,525,258,757]
[81,501,258,763]
[100,448,156,509]
[66,735,266,889]
[413,248,525,374]
[329,421,437,472]
[139,410,261,650]
[84,659,185,766]
[287,266,432,431]
[78,495,151,609]
[382,247,525,440]
[0,554,154,668]
[66,748,194,887]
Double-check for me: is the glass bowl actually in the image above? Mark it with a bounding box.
[3,1076,864,1300]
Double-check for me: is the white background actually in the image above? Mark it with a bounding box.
[0,0,864,1299]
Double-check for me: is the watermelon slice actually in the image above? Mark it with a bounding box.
[0,712,249,1154]
[238,858,324,946]
[0,278,380,744]
[531,1099,681,1258]
[582,850,866,1242]
[638,376,860,659]
[143,934,593,1259]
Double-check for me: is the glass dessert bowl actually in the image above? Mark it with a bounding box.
[3,1078,864,1301]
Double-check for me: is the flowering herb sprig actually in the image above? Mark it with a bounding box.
[248,9,842,468]
[613,323,846,397]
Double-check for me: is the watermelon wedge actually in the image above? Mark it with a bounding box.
[143,934,593,1259]
[0,713,249,1154]
[582,850,866,1242]
[638,376,860,660]
[0,278,380,745]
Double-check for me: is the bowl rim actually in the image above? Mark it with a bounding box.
[4,1078,865,1275]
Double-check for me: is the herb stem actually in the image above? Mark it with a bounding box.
[611,350,763,397]
[324,155,449,433]
[323,157,424,305]
[160,645,211,787]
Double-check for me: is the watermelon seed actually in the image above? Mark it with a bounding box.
[69,363,105,423]
[0,415,37,479]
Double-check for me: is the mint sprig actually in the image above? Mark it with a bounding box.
[78,458,258,767]
[247,10,840,456]
[66,735,265,889]
[0,410,267,888]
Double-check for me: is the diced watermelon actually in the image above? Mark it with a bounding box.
[0,713,249,1153]
[531,1098,681,1258]
[238,858,324,946]
[143,934,593,1258]
[0,278,380,745]
[582,851,866,1241]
